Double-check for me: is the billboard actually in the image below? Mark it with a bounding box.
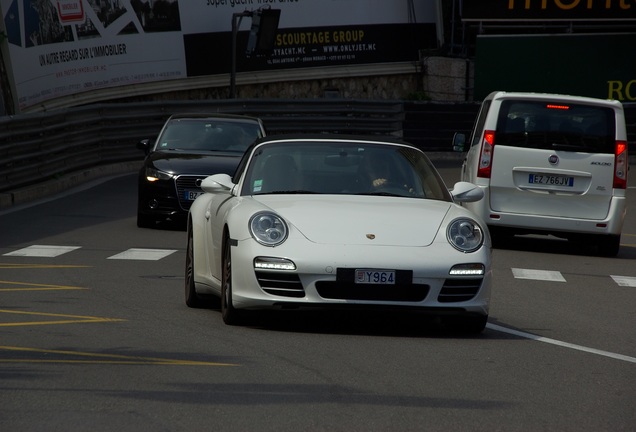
[462,0,636,21]
[474,33,636,102]
[0,0,439,112]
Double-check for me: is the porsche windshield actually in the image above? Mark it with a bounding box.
[241,141,452,200]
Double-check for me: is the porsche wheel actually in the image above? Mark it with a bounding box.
[185,222,203,308]
[447,315,488,335]
[221,235,242,325]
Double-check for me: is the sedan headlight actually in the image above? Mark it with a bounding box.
[145,167,173,182]
[249,212,288,246]
[447,218,484,253]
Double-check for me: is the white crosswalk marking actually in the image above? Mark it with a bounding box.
[512,268,566,282]
[610,275,636,287]
[3,245,81,257]
[2,246,635,282]
[107,248,177,261]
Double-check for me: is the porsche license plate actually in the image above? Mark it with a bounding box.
[184,190,204,201]
[528,173,573,187]
[355,269,395,284]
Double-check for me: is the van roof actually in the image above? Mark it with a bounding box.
[486,91,623,109]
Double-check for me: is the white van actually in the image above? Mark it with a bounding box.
[453,91,628,256]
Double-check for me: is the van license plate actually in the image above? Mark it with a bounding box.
[355,269,396,284]
[529,174,574,187]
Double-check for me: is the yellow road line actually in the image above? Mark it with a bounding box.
[0,288,88,292]
[0,345,238,366]
[0,263,90,269]
[0,280,88,291]
[0,309,124,327]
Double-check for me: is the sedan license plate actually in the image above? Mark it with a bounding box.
[355,269,395,285]
[184,190,204,201]
[528,173,573,187]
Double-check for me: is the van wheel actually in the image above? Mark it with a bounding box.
[597,235,620,257]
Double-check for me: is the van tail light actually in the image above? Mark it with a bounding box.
[477,130,496,178]
[614,140,628,189]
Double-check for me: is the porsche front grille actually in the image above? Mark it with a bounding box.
[255,271,305,298]
[438,278,482,303]
[315,282,429,302]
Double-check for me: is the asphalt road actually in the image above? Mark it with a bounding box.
[1,165,634,432]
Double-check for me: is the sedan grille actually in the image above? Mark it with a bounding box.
[255,271,305,298]
[175,175,207,210]
[315,282,429,302]
[438,278,483,303]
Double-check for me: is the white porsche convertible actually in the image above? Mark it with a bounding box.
[185,135,492,333]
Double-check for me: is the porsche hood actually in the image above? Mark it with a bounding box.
[254,195,454,247]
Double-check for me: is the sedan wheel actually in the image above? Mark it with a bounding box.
[137,211,154,228]
[221,236,242,325]
[185,223,203,308]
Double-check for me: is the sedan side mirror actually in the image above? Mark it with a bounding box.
[137,139,151,155]
[450,181,484,203]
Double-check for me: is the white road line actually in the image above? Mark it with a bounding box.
[487,323,636,364]
[610,275,636,287]
[512,268,566,282]
[107,248,177,261]
[3,245,81,257]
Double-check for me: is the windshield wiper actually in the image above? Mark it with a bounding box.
[261,190,319,195]
[355,191,405,197]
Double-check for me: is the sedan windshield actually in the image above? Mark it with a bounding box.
[155,119,263,153]
[241,141,452,201]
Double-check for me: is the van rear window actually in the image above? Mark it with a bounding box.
[496,100,616,154]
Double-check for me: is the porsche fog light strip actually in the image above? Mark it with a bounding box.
[449,263,485,276]
[254,257,296,270]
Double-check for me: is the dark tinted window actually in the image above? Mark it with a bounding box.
[495,100,616,154]
[156,119,263,153]
[241,141,451,201]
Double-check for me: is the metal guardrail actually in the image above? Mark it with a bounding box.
[1,99,634,199]
[0,99,406,194]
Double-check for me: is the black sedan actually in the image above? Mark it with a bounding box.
[136,113,266,228]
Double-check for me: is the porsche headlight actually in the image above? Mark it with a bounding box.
[249,212,288,246]
[447,218,483,253]
[145,167,173,182]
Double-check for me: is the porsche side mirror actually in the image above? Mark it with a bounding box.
[450,181,483,203]
[201,173,235,193]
